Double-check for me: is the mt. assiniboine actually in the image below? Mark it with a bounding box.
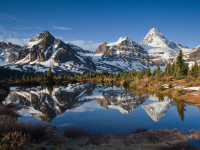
[0,28,200,75]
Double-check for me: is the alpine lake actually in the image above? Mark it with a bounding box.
[2,82,200,146]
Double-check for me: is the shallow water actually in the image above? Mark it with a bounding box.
[3,83,200,135]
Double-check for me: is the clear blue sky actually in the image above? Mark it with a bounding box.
[0,0,200,51]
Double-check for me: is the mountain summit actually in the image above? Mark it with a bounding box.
[140,28,166,46]
[140,28,179,50]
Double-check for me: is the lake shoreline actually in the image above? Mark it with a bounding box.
[4,75,200,108]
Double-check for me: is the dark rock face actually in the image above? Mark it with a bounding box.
[95,42,108,54]
[0,42,8,49]
[54,44,79,63]
[188,47,200,62]
[0,42,21,50]
[30,45,40,62]
[17,49,29,61]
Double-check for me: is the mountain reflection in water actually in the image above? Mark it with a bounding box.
[3,83,186,125]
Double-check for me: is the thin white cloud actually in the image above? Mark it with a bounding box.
[5,38,31,46]
[0,14,20,22]
[0,26,6,33]
[66,40,101,51]
[54,35,64,40]
[0,35,4,41]
[53,26,73,30]
[0,26,17,35]
[21,27,31,30]
[34,27,41,29]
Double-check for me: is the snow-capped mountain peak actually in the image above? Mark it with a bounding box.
[146,28,165,39]
[23,30,56,49]
[140,28,168,47]
[140,28,184,64]
[106,37,130,47]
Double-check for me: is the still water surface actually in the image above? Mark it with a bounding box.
[3,83,200,135]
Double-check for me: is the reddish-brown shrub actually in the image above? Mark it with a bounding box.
[162,144,199,150]
[0,131,30,150]
[158,129,174,135]
[0,108,20,117]
[132,128,148,134]
[64,126,91,138]
[89,134,110,145]
[0,119,47,142]
[22,120,47,142]
[147,132,159,143]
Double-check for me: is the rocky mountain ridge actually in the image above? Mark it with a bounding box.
[0,28,199,74]
[1,31,96,75]
[93,37,152,72]
[0,42,21,65]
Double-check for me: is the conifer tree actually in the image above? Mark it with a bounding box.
[192,61,198,76]
[64,75,67,81]
[43,75,46,81]
[152,69,157,76]
[87,72,90,79]
[157,66,161,74]
[54,75,57,80]
[109,73,112,79]
[131,69,136,77]
[170,63,175,75]
[141,68,145,76]
[47,66,53,82]
[101,75,104,82]
[10,76,15,81]
[68,74,71,80]
[176,50,187,75]
[165,63,171,76]
[137,72,142,79]
[22,74,26,81]
[176,66,181,79]
[117,72,121,78]
[124,70,127,77]
[145,68,151,77]
[27,75,30,81]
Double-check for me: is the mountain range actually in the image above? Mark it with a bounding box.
[0,28,200,75]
